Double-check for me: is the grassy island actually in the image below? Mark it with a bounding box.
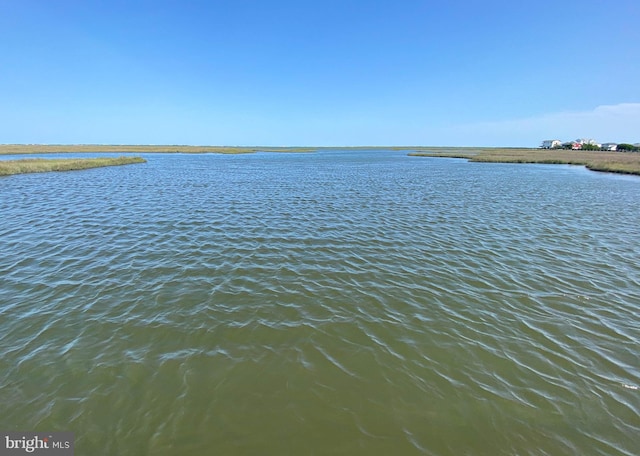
[0,144,317,155]
[408,147,640,176]
[0,156,146,176]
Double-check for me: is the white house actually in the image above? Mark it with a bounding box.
[601,143,617,151]
[575,138,601,147]
[541,139,561,149]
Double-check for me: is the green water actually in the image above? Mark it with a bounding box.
[1,150,638,455]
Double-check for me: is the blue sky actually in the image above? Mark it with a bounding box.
[1,0,639,147]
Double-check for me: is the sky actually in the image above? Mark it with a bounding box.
[1,0,639,147]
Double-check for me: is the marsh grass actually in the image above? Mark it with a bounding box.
[0,145,317,155]
[0,156,146,176]
[409,148,640,176]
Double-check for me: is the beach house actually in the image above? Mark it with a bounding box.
[541,139,561,149]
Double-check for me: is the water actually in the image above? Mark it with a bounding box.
[1,150,639,455]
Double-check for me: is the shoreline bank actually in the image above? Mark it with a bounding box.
[0,145,317,155]
[0,156,146,176]
[408,148,640,176]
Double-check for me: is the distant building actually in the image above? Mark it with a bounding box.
[541,139,561,149]
[601,143,617,151]
[575,138,601,147]
[571,142,582,150]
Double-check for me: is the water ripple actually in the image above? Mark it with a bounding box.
[1,152,639,455]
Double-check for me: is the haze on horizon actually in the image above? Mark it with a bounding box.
[1,0,638,148]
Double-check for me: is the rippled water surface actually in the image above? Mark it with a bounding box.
[1,150,639,455]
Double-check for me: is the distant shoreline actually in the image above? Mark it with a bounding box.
[0,144,318,155]
[408,147,640,176]
[0,144,539,155]
[2,144,638,177]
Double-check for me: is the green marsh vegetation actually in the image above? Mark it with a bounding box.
[0,156,146,176]
[408,147,640,176]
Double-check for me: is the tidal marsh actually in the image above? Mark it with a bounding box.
[408,147,640,176]
[0,145,317,155]
[0,156,146,176]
